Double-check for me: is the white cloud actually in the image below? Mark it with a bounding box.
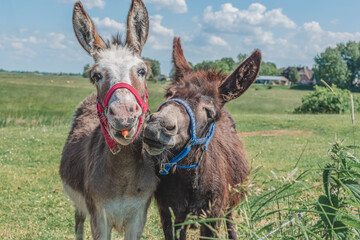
[255,21,360,66]
[147,15,174,50]
[303,21,323,34]
[11,42,23,49]
[150,15,174,37]
[203,3,296,33]
[48,32,67,49]
[300,21,360,48]
[28,36,37,44]
[208,35,228,47]
[145,0,187,14]
[84,0,105,9]
[93,17,125,32]
[330,19,339,25]
[62,0,105,9]
[264,8,296,28]
[14,48,37,58]
[3,35,39,44]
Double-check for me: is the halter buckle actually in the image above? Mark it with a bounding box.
[159,162,176,175]
[109,145,121,155]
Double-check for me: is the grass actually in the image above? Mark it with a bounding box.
[0,72,359,239]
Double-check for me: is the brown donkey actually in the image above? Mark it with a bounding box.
[59,1,157,239]
[143,38,261,239]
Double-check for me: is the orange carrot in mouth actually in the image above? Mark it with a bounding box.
[122,130,129,139]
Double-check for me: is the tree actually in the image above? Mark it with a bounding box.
[215,60,230,73]
[144,57,161,77]
[194,60,216,71]
[83,64,90,78]
[220,57,236,72]
[288,67,300,83]
[188,61,194,68]
[338,41,360,85]
[194,58,235,74]
[314,47,351,89]
[237,53,248,63]
[259,61,280,76]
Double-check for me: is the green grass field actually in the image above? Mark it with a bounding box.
[0,72,359,239]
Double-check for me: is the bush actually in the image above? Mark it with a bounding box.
[294,84,360,114]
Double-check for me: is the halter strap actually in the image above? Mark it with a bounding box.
[97,83,148,155]
[156,98,215,175]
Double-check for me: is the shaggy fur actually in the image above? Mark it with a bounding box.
[60,1,157,240]
[144,37,261,240]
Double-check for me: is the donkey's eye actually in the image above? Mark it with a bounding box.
[204,107,215,120]
[138,68,146,77]
[92,73,103,82]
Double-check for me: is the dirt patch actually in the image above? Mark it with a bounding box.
[238,130,312,137]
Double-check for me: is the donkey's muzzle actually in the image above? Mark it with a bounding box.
[107,102,141,131]
[143,119,175,150]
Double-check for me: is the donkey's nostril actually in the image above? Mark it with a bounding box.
[109,107,115,116]
[165,124,176,131]
[129,107,134,113]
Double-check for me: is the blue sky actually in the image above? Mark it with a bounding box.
[1,0,360,75]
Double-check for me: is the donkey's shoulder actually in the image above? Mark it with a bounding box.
[68,93,99,141]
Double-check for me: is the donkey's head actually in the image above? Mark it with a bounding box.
[73,0,149,146]
[144,38,261,156]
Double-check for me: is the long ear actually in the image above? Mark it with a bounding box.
[126,0,149,55]
[219,50,261,103]
[172,37,193,81]
[72,1,106,57]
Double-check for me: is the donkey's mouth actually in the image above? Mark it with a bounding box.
[112,124,137,142]
[144,136,176,156]
[143,137,165,149]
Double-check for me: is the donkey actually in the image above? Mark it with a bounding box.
[59,1,157,239]
[143,38,261,240]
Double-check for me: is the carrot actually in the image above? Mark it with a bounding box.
[122,130,129,139]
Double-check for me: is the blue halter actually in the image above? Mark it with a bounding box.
[156,98,215,175]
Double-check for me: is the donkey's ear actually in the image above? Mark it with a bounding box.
[219,50,261,103]
[73,1,106,57]
[172,37,193,81]
[126,0,149,55]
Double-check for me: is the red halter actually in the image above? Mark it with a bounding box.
[96,83,149,155]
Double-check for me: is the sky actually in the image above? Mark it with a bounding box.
[1,0,360,75]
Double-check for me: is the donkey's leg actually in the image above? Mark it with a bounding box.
[199,205,222,239]
[225,212,238,240]
[159,207,175,240]
[124,204,148,240]
[159,206,187,240]
[199,220,219,239]
[75,208,86,240]
[90,212,111,240]
[174,216,187,240]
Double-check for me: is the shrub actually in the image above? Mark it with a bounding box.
[294,84,360,114]
[315,140,360,239]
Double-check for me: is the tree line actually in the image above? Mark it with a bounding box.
[314,41,360,89]
[82,40,360,90]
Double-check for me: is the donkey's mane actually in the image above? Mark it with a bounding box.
[166,69,227,105]
[106,34,125,47]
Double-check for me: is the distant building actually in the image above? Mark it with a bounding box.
[283,67,315,85]
[354,74,360,87]
[255,76,290,85]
